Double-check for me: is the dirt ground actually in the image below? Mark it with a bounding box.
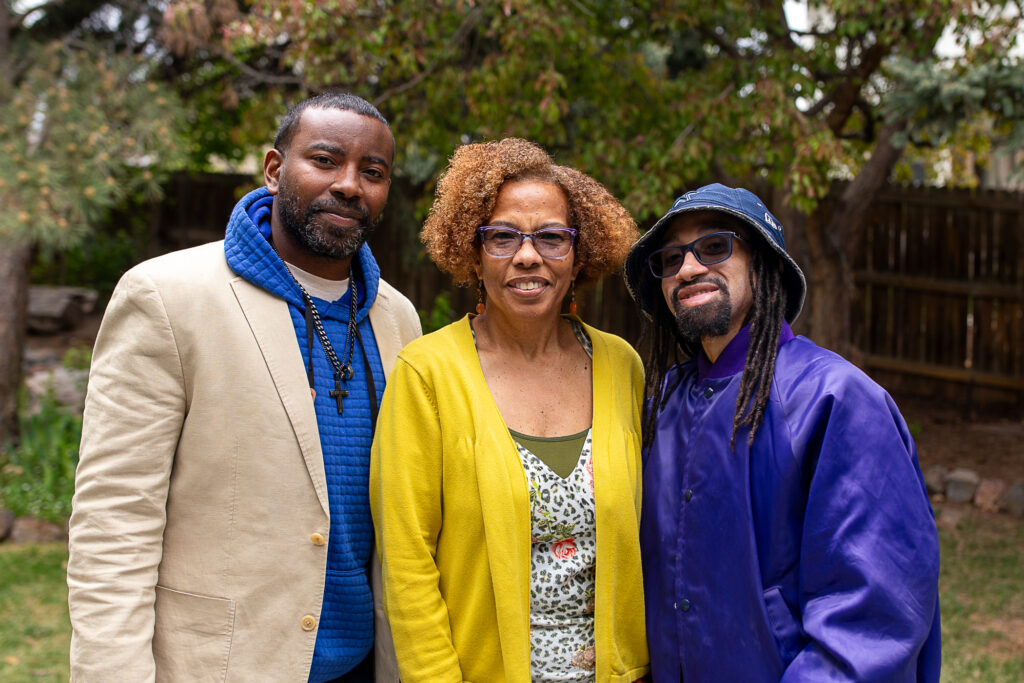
[23,312,1024,485]
[900,396,1024,485]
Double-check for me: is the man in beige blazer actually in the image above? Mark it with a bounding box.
[67,93,420,682]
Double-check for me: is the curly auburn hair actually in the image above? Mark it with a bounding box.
[421,138,638,287]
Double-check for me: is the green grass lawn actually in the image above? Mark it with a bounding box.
[0,508,1020,681]
[0,543,70,682]
[938,507,1024,682]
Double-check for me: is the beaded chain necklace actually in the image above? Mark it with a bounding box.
[296,278,358,414]
[271,240,366,417]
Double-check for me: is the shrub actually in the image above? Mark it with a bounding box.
[61,345,92,372]
[418,291,453,334]
[0,392,81,524]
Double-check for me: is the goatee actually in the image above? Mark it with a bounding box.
[671,277,733,344]
[276,183,381,260]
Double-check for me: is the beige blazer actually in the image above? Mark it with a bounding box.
[67,241,421,682]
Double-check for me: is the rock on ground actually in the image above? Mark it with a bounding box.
[8,517,66,544]
[998,482,1024,518]
[945,468,981,504]
[23,365,89,416]
[974,478,1008,513]
[0,508,14,541]
[923,465,948,495]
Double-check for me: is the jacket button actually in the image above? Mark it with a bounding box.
[679,599,691,612]
[301,615,317,631]
[703,386,714,399]
[310,532,326,546]
[684,489,693,502]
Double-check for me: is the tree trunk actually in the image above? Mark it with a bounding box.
[0,0,9,75]
[802,118,909,358]
[0,241,31,446]
[769,185,812,338]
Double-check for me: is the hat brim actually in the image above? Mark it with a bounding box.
[624,204,806,323]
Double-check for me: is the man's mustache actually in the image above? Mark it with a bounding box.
[307,198,369,224]
[671,275,729,301]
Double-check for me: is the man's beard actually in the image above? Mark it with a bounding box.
[671,277,733,344]
[276,181,381,260]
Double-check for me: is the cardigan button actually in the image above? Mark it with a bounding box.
[301,615,317,631]
[679,599,691,612]
[310,532,326,546]
[684,489,693,502]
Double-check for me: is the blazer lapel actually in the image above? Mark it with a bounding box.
[368,287,400,378]
[230,277,330,516]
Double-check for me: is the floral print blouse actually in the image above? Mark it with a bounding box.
[516,430,597,682]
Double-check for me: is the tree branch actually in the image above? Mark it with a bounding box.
[373,5,485,106]
[829,116,908,254]
[823,40,888,134]
[1,0,10,92]
[671,83,735,148]
[216,45,305,87]
[697,25,741,60]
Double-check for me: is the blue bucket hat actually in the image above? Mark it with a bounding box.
[623,183,806,323]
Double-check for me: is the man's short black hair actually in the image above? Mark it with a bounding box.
[273,92,392,155]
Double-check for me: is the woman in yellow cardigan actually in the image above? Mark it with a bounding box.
[370,138,649,683]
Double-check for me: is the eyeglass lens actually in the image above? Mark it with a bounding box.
[480,227,575,258]
[649,232,736,278]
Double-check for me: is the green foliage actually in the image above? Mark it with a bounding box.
[0,393,81,524]
[61,346,92,373]
[0,42,189,249]
[887,57,1024,150]
[176,0,1021,222]
[30,200,154,296]
[419,291,453,334]
[0,544,70,682]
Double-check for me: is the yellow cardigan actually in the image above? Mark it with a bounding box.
[370,315,649,683]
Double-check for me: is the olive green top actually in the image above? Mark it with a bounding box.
[509,427,591,479]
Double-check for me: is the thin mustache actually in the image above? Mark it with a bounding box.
[309,199,368,222]
[672,276,728,299]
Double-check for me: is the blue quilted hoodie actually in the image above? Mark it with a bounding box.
[225,187,385,681]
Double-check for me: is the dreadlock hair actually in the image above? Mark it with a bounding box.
[639,290,697,453]
[640,230,789,452]
[730,244,788,448]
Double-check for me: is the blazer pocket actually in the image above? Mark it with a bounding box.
[762,586,806,665]
[153,585,235,683]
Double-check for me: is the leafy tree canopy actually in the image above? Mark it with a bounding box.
[161,0,1024,218]
[0,43,188,248]
[1,0,189,249]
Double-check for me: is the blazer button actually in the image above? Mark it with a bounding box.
[310,532,326,546]
[703,386,714,399]
[301,615,317,631]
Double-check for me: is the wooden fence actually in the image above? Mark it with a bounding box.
[151,174,1024,411]
[851,186,1024,410]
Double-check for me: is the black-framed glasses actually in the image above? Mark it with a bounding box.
[647,231,745,278]
[477,226,578,259]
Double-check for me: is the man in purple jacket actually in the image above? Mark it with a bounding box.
[624,183,941,681]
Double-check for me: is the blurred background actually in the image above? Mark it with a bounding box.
[0,1,1021,680]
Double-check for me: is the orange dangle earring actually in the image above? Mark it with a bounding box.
[568,279,577,315]
[476,280,486,314]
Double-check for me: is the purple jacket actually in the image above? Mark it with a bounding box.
[641,324,941,681]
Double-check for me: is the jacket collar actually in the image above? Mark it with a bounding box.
[697,321,795,381]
